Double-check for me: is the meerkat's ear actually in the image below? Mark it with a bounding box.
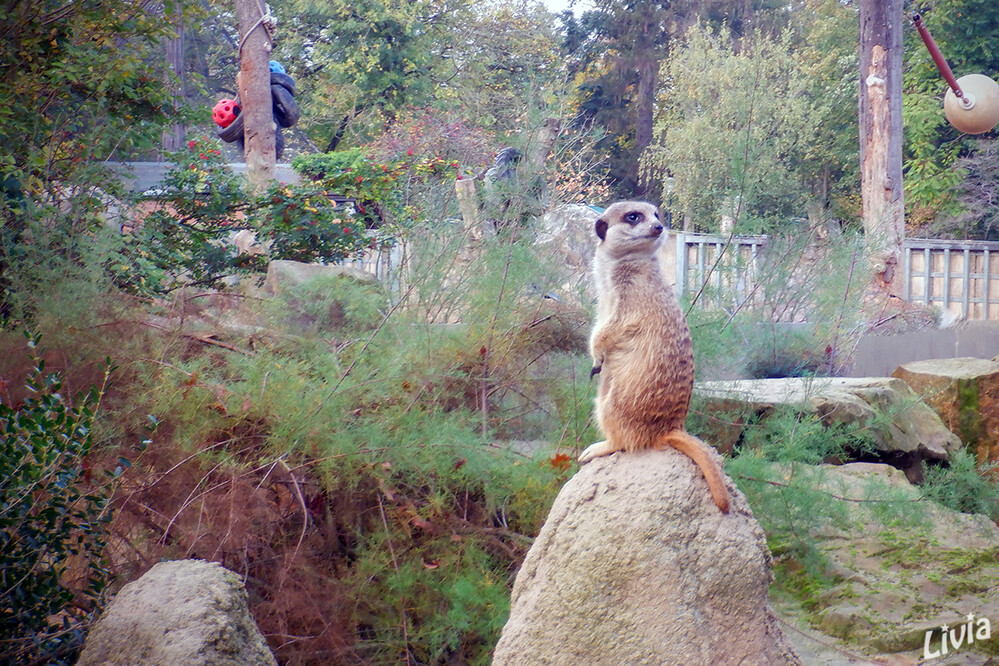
[595,218,608,241]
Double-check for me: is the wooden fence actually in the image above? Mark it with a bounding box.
[903,238,999,320]
[673,232,768,310]
[343,237,406,292]
[672,233,999,321]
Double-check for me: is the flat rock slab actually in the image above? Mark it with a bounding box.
[892,357,999,465]
[78,559,276,666]
[494,448,800,665]
[695,377,962,467]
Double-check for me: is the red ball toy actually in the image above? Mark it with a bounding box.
[212,99,241,129]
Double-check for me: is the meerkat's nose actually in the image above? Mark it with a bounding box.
[651,222,664,234]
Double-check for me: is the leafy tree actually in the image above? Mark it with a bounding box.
[561,0,775,198]
[265,0,567,157]
[439,0,565,132]
[789,0,862,227]
[0,0,180,201]
[947,138,999,240]
[0,0,184,317]
[644,25,826,233]
[272,0,471,151]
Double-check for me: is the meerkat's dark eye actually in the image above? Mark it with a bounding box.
[624,212,642,224]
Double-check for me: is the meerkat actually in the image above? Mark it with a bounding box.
[580,201,730,513]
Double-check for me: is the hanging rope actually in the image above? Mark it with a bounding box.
[237,2,275,61]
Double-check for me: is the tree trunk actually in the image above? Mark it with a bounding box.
[858,0,905,295]
[160,13,185,154]
[634,53,657,198]
[234,0,275,192]
[325,112,357,153]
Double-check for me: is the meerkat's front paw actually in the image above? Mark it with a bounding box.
[578,440,618,463]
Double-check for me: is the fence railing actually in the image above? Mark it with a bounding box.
[903,238,999,321]
[674,232,768,310]
[672,233,999,321]
[340,235,407,294]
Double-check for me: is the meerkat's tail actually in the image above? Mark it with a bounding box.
[657,430,730,513]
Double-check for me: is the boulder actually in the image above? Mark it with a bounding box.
[263,259,376,295]
[493,449,800,665]
[694,377,963,480]
[78,559,276,666]
[892,357,999,464]
[782,463,999,658]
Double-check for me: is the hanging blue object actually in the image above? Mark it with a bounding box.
[269,60,286,74]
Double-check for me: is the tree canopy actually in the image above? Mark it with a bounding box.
[4,0,999,240]
[0,0,180,200]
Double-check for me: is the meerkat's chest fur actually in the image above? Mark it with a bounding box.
[593,255,692,383]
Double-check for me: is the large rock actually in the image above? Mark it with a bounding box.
[493,449,800,665]
[785,463,999,658]
[694,377,963,480]
[892,357,999,464]
[78,560,276,666]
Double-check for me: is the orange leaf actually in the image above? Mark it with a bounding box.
[548,453,573,471]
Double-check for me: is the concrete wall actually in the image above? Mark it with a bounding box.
[847,321,999,377]
[106,162,300,192]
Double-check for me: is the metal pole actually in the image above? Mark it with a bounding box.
[912,14,966,101]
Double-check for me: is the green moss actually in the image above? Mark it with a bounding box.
[956,380,983,446]
[979,632,999,657]
[773,562,831,614]
[938,546,999,570]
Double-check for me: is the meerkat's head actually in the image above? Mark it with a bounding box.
[594,201,664,260]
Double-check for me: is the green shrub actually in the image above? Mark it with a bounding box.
[0,336,118,664]
[110,137,253,294]
[255,183,369,264]
[292,148,408,228]
[685,231,868,380]
[113,224,595,663]
[708,403,902,586]
[922,451,999,520]
[269,273,386,335]
[111,139,375,296]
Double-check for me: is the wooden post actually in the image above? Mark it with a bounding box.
[234,0,275,192]
[859,0,905,295]
[523,118,560,175]
[455,178,483,242]
[519,117,560,220]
